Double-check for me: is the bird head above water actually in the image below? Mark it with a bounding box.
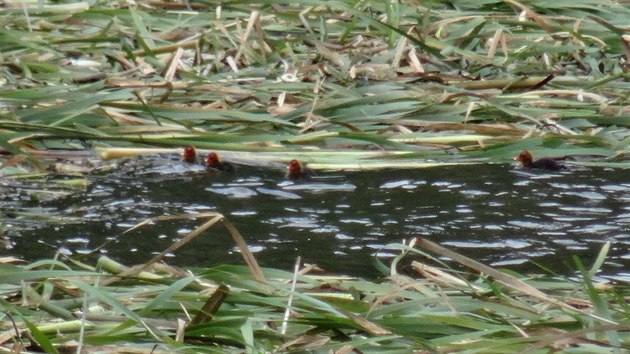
[287,159,302,177]
[206,152,220,168]
[182,145,197,163]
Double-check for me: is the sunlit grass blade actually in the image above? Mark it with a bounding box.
[0,215,628,352]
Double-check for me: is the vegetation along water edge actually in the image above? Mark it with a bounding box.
[1,0,630,352]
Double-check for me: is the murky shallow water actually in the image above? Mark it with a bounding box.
[3,155,629,281]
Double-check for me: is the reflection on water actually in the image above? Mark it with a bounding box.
[2,155,629,281]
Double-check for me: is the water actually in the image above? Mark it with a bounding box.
[2,155,629,281]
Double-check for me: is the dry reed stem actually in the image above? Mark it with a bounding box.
[414,238,617,324]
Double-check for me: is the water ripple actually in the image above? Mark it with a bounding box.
[3,163,629,279]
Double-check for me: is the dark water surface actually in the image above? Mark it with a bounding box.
[3,156,629,281]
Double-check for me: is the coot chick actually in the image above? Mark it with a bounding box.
[205,152,234,172]
[182,145,197,163]
[287,159,314,179]
[515,150,563,170]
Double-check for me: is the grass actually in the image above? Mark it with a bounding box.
[0,213,627,353]
[1,0,630,171]
[1,1,630,352]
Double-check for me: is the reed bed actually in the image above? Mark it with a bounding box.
[1,2,630,351]
[1,0,630,170]
[0,213,627,353]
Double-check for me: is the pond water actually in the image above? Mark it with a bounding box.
[3,155,629,281]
